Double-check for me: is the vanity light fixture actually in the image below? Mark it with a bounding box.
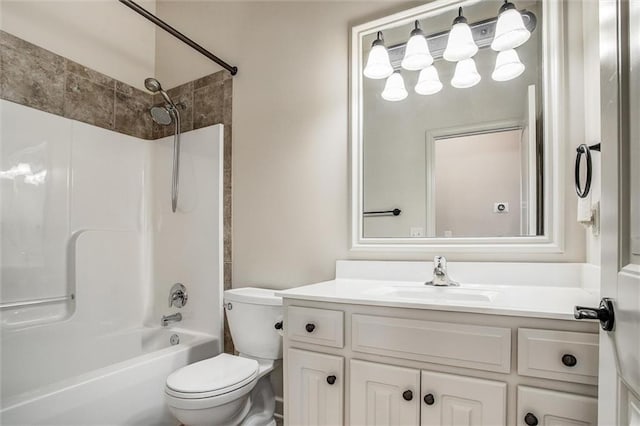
[415,66,443,95]
[491,49,525,81]
[451,58,481,88]
[491,0,531,51]
[443,7,478,62]
[364,31,394,79]
[401,21,433,71]
[381,71,408,101]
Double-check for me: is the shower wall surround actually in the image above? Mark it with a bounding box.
[0,29,235,352]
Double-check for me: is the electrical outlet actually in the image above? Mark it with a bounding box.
[410,227,424,237]
[494,202,509,213]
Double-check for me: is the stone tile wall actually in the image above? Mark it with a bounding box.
[1,30,235,354]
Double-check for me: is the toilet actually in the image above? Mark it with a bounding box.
[165,288,283,426]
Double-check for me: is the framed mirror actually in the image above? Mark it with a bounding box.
[350,0,565,252]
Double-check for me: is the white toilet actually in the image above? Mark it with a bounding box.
[165,288,283,426]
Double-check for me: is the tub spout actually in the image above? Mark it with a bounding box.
[161,313,182,327]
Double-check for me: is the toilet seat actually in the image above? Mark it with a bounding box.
[166,353,259,400]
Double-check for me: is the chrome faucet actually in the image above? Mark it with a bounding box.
[161,313,182,327]
[425,256,459,286]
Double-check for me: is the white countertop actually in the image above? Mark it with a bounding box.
[277,278,600,321]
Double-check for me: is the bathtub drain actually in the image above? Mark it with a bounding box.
[170,334,180,345]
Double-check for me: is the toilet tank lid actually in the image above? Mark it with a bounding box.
[224,287,282,306]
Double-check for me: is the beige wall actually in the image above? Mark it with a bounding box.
[434,131,522,237]
[154,1,588,290]
[0,0,156,90]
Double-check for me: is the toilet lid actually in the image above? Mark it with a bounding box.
[166,353,259,396]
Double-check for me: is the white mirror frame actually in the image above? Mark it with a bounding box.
[350,0,565,253]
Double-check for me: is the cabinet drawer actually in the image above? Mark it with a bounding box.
[287,306,344,348]
[517,386,597,426]
[518,328,598,385]
[352,314,511,373]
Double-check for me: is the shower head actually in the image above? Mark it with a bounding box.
[144,77,163,93]
[144,77,176,108]
[150,106,174,125]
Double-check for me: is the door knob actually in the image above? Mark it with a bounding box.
[402,390,413,401]
[574,297,615,331]
[326,375,336,385]
[305,323,316,333]
[524,412,538,426]
[423,393,435,405]
[561,353,577,367]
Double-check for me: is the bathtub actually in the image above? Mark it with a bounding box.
[0,326,218,425]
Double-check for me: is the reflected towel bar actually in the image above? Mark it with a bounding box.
[0,294,75,309]
[364,208,402,217]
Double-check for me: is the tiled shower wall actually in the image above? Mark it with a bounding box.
[0,30,235,353]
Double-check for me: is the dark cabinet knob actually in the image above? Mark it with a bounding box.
[305,323,316,333]
[562,353,577,367]
[326,375,336,385]
[524,412,539,426]
[274,321,283,330]
[423,393,435,405]
[402,390,413,401]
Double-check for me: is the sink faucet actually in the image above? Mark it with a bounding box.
[161,313,182,327]
[425,256,459,286]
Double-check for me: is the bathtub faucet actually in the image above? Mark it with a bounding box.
[161,313,182,327]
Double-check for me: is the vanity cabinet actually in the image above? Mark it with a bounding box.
[350,359,420,425]
[517,386,597,426]
[283,301,599,426]
[287,348,344,426]
[349,359,506,426]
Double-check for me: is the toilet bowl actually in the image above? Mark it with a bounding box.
[165,288,282,426]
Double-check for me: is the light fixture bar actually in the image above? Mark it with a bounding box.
[387,10,536,69]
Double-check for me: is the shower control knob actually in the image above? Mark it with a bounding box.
[524,413,539,426]
[305,323,316,333]
[562,354,577,367]
[326,375,337,385]
[168,283,188,308]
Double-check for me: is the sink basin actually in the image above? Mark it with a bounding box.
[364,286,499,303]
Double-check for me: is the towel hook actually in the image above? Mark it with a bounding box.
[575,143,600,198]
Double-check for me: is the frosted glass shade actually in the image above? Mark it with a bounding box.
[415,66,443,95]
[492,49,525,81]
[443,22,478,62]
[451,58,481,88]
[491,8,531,51]
[381,72,408,101]
[401,34,433,71]
[364,44,393,79]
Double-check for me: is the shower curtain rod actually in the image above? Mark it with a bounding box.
[119,0,238,76]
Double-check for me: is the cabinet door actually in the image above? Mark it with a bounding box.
[287,348,343,426]
[517,386,597,426]
[350,359,420,426]
[420,370,506,426]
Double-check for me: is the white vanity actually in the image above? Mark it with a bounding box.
[280,261,600,426]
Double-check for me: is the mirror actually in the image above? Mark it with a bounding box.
[351,0,564,250]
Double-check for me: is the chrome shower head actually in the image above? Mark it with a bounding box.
[144,77,176,108]
[150,106,173,125]
[144,77,163,93]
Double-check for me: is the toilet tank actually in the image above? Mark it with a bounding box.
[223,288,283,360]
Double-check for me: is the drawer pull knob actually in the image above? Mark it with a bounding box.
[562,353,577,367]
[524,413,539,426]
[326,375,336,385]
[402,390,413,401]
[423,393,435,405]
[274,321,283,330]
[305,323,316,333]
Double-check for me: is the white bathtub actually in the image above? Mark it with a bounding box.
[0,326,218,425]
